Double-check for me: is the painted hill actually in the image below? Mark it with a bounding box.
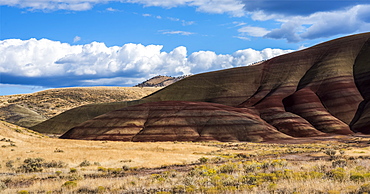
[134,75,190,87]
[60,101,291,142]
[37,32,370,141]
[0,87,160,128]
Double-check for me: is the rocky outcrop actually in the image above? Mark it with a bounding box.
[35,32,370,141]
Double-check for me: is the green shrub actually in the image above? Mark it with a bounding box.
[358,183,370,193]
[62,181,77,189]
[17,190,29,194]
[98,166,107,172]
[122,165,130,171]
[66,174,84,181]
[172,185,186,193]
[350,173,365,182]
[69,168,77,173]
[332,159,347,168]
[18,158,44,173]
[218,163,238,174]
[324,149,337,158]
[6,160,14,168]
[97,186,106,193]
[79,160,91,167]
[55,171,62,176]
[198,157,208,164]
[43,160,67,168]
[107,168,123,174]
[327,168,346,181]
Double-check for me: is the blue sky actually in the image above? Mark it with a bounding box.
[1,0,370,95]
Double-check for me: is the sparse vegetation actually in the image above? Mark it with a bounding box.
[1,135,370,193]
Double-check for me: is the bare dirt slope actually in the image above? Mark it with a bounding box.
[0,87,160,128]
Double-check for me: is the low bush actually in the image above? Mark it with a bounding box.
[79,160,91,167]
[18,158,45,173]
[62,181,77,189]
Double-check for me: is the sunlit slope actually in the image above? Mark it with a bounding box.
[0,104,46,128]
[36,33,370,139]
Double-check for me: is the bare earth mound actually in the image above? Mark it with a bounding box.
[38,33,370,141]
[61,101,291,142]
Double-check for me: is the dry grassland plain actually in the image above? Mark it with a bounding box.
[1,121,370,194]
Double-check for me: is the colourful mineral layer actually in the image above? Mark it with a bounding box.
[37,32,370,141]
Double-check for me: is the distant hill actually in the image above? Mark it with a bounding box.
[134,75,190,87]
[0,87,160,128]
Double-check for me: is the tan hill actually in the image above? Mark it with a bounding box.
[35,32,370,141]
[0,120,46,141]
[134,75,190,87]
[0,104,46,128]
[0,87,160,128]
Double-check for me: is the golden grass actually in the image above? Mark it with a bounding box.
[2,121,370,193]
[0,121,217,170]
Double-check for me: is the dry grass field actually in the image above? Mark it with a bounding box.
[1,120,370,193]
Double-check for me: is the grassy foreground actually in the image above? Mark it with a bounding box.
[1,121,370,193]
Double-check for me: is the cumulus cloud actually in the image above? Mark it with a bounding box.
[264,4,370,42]
[0,38,293,87]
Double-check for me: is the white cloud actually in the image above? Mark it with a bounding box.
[0,0,246,16]
[232,21,247,27]
[182,20,195,26]
[142,13,151,17]
[161,30,195,36]
[0,38,292,87]
[0,0,241,15]
[73,36,81,43]
[106,7,119,12]
[4,0,369,44]
[238,26,270,37]
[262,4,370,42]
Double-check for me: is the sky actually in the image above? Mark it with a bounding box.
[1,0,370,95]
